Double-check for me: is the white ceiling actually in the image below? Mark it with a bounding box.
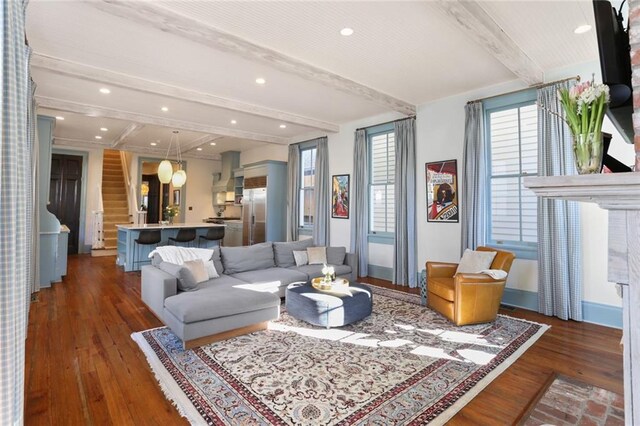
[26,0,603,157]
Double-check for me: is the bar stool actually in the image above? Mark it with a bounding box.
[168,228,196,247]
[198,227,225,248]
[133,229,161,270]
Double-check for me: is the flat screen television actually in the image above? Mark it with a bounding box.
[593,0,634,145]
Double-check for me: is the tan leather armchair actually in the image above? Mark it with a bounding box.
[426,247,515,326]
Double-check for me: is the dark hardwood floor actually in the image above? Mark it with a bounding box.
[24,255,623,425]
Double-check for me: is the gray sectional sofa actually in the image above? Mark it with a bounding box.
[141,239,357,348]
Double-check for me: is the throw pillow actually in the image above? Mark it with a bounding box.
[326,247,346,265]
[307,246,327,265]
[157,261,199,292]
[455,249,497,274]
[183,259,209,284]
[292,250,309,266]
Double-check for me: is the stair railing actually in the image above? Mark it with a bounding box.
[91,184,105,249]
[119,151,134,222]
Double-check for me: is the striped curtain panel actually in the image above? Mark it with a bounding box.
[536,82,582,321]
[461,101,487,253]
[313,137,330,245]
[1,0,33,422]
[393,118,417,287]
[350,129,369,277]
[286,144,300,241]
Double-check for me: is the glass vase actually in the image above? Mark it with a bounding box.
[168,216,174,225]
[573,132,603,174]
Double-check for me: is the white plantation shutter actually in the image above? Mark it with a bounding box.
[488,103,538,249]
[370,131,395,233]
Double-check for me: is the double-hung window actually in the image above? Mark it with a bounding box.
[368,125,395,242]
[485,90,538,259]
[299,146,317,231]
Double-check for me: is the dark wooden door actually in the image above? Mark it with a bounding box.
[142,174,161,223]
[49,154,83,254]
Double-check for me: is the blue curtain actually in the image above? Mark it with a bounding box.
[313,137,330,245]
[351,129,368,277]
[393,118,417,287]
[286,144,300,241]
[537,82,582,321]
[461,101,487,253]
[1,0,32,422]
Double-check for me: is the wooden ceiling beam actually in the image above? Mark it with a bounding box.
[32,53,340,133]
[434,1,543,86]
[111,123,145,148]
[37,96,290,145]
[89,0,416,116]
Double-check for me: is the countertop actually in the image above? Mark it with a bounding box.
[116,223,225,231]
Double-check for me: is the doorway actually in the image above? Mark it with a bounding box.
[49,153,83,254]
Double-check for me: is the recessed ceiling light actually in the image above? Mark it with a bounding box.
[340,27,354,36]
[55,116,64,120]
[150,142,157,146]
[210,142,216,146]
[196,147,203,151]
[99,87,111,94]
[574,24,592,34]
[279,124,287,129]
[255,77,266,85]
[100,127,108,132]
[161,106,169,112]
[95,135,102,140]
[230,119,237,124]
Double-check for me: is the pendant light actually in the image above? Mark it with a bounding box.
[157,131,174,184]
[171,130,187,188]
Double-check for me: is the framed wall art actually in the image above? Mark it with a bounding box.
[426,160,459,223]
[331,174,350,219]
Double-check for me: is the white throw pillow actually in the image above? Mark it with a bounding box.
[292,250,309,266]
[183,259,209,284]
[149,246,218,278]
[307,246,328,265]
[455,249,497,274]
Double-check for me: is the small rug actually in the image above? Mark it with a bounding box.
[522,375,624,426]
[133,286,549,425]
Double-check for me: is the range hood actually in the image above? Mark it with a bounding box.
[212,151,240,194]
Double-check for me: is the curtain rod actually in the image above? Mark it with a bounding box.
[466,75,580,105]
[356,115,416,132]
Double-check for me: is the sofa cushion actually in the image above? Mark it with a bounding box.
[150,247,219,278]
[229,267,308,290]
[183,259,210,283]
[164,280,280,324]
[273,239,314,267]
[307,246,327,265]
[293,250,308,266]
[157,261,200,292]
[291,264,352,280]
[210,247,224,276]
[326,247,346,265]
[221,242,275,274]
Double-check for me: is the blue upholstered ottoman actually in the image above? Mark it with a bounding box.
[285,282,373,328]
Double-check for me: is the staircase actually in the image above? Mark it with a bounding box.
[101,150,130,252]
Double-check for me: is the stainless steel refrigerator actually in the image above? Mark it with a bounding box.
[242,187,266,245]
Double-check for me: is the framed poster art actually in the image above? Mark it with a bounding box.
[331,174,350,219]
[426,160,459,222]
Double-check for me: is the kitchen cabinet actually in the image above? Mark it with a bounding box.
[223,221,243,247]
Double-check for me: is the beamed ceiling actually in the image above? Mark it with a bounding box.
[26,0,600,159]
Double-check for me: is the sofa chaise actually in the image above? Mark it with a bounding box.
[141,239,357,349]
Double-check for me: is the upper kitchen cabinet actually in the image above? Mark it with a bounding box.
[212,151,240,206]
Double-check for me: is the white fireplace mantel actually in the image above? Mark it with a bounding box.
[524,173,640,426]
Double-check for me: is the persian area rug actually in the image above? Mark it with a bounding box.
[132,287,549,425]
[522,375,624,426]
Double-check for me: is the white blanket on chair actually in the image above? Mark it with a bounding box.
[148,246,214,264]
[478,269,508,280]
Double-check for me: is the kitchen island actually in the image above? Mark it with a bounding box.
[116,223,225,272]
